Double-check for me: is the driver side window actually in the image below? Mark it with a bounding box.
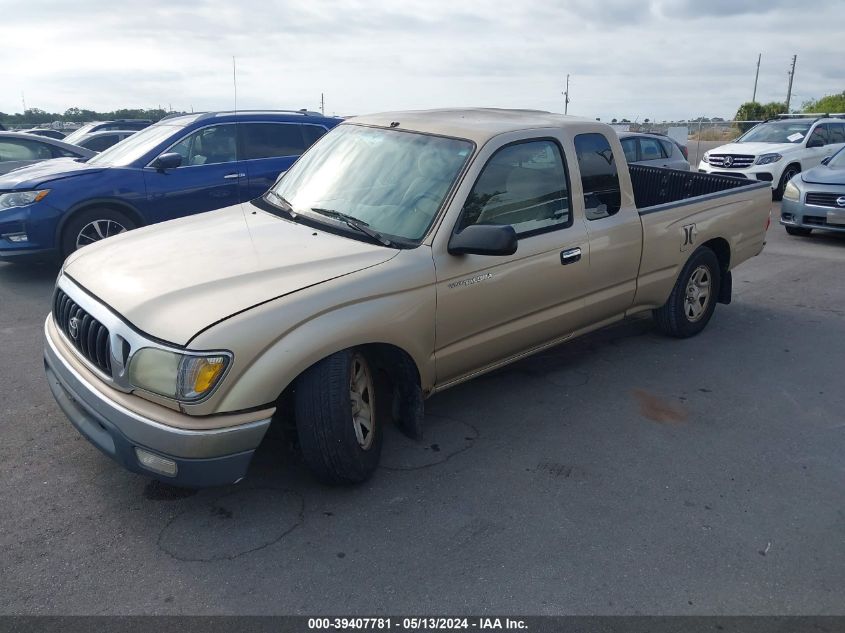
[457,140,571,237]
[170,125,237,166]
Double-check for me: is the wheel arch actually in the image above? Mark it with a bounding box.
[55,198,145,246]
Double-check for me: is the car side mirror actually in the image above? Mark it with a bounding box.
[448,224,518,256]
[821,156,831,165]
[807,138,824,149]
[152,152,182,171]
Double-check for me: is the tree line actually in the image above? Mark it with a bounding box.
[0,107,176,126]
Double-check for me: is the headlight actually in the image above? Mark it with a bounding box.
[0,189,50,210]
[783,180,800,201]
[127,348,231,402]
[702,152,710,164]
[755,153,782,165]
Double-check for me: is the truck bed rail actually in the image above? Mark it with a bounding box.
[630,164,760,211]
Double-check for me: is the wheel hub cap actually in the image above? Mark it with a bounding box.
[76,219,128,249]
[349,354,375,450]
[684,265,711,322]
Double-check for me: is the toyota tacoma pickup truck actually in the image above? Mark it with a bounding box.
[44,109,771,487]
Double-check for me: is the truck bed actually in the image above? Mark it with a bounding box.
[629,164,767,211]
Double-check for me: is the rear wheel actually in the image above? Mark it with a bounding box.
[654,247,721,338]
[773,164,800,201]
[61,208,137,257]
[294,349,383,484]
[785,225,812,237]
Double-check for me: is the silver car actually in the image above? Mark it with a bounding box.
[0,132,96,175]
[71,129,137,153]
[618,132,690,170]
[780,147,845,236]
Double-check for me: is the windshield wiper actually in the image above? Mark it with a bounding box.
[265,190,297,218]
[309,208,396,247]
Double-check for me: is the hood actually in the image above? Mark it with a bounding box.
[708,142,798,157]
[801,164,845,186]
[0,157,105,189]
[63,203,398,345]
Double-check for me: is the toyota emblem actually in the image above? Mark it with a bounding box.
[837,196,845,208]
[723,156,734,167]
[68,316,79,340]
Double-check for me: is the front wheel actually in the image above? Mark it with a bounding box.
[785,226,812,237]
[294,349,383,484]
[653,247,721,338]
[60,208,137,257]
[773,165,800,201]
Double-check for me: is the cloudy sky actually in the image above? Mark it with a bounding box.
[1,0,842,121]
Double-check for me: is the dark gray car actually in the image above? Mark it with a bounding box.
[0,132,96,175]
[780,147,845,236]
[618,132,690,170]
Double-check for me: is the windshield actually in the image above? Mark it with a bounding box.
[62,123,99,145]
[738,121,812,144]
[828,147,845,169]
[269,124,473,242]
[86,123,183,167]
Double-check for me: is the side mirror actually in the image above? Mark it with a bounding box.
[821,156,831,165]
[448,224,518,256]
[152,152,182,171]
[807,138,825,149]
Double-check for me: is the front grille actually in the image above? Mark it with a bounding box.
[806,192,845,208]
[53,289,112,375]
[707,154,755,169]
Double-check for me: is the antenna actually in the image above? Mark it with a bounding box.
[233,56,238,111]
[752,53,761,102]
[562,74,570,115]
[785,54,797,112]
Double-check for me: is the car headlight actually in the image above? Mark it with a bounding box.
[755,153,782,165]
[702,152,710,164]
[0,189,50,210]
[127,348,232,402]
[783,180,800,201]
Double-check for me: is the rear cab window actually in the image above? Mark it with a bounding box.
[574,133,622,220]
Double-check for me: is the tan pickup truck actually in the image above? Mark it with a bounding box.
[43,109,771,487]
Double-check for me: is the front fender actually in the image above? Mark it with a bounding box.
[182,248,437,416]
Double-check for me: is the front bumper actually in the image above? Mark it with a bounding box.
[0,202,61,262]
[44,317,273,487]
[697,162,776,188]
[780,195,845,233]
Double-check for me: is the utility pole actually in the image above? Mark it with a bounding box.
[752,53,761,102]
[21,92,26,112]
[785,54,797,112]
[562,74,570,115]
[321,92,325,116]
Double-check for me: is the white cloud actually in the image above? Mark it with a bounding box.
[1,0,841,120]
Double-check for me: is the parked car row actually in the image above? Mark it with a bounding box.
[0,110,342,261]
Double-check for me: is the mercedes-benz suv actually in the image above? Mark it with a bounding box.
[698,117,845,200]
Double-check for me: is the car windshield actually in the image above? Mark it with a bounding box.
[828,147,845,169]
[737,121,812,144]
[62,123,99,145]
[86,124,183,167]
[269,124,473,243]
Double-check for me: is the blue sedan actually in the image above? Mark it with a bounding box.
[781,147,845,236]
[0,110,342,262]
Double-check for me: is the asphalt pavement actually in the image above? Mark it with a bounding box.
[1,200,844,615]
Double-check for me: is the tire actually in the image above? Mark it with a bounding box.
[294,349,383,484]
[60,208,137,257]
[773,164,800,201]
[785,226,812,237]
[653,247,721,338]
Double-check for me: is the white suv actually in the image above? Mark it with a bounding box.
[698,117,845,199]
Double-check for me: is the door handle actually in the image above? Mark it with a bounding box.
[560,247,582,265]
[223,172,245,179]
